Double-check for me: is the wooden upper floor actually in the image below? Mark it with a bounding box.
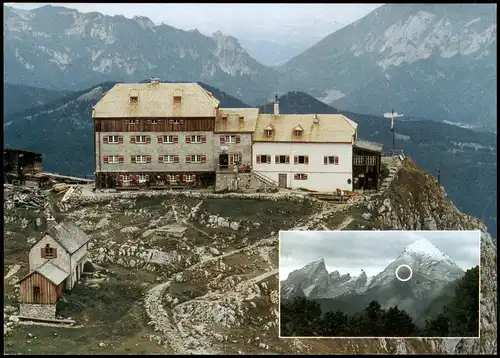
[94,117,216,132]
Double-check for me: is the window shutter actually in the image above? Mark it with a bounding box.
[256,155,261,164]
[158,136,163,144]
[174,155,179,163]
[285,155,290,164]
[186,155,191,163]
[220,135,225,144]
[119,155,124,163]
[146,174,150,181]
[186,136,191,144]
[146,155,152,163]
[119,175,124,182]
[131,155,136,163]
[275,155,279,163]
[173,135,179,143]
[335,156,339,165]
[294,155,298,164]
[130,136,136,143]
[103,155,109,163]
[294,174,299,180]
[304,174,308,180]
[175,175,180,182]
[192,174,196,181]
[201,155,207,163]
[266,155,271,164]
[53,248,58,258]
[305,155,309,164]
[158,155,164,163]
[201,135,206,144]
[103,136,108,143]
[118,136,123,144]
[146,136,151,144]
[182,174,187,182]
[41,247,46,258]
[324,156,328,165]
[235,135,241,144]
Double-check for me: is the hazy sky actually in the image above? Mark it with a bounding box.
[6,3,383,45]
[279,231,481,279]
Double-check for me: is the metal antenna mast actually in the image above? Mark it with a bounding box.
[383,109,404,153]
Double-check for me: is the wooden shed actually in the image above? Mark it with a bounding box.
[18,261,69,305]
[353,139,384,190]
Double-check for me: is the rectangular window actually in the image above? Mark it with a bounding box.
[257,155,271,164]
[225,135,236,143]
[151,119,158,124]
[229,153,242,165]
[295,155,309,164]
[138,174,147,183]
[173,119,180,125]
[128,119,137,124]
[186,174,196,183]
[107,155,120,164]
[135,135,147,144]
[353,155,363,165]
[106,135,120,143]
[190,155,202,164]
[366,156,377,166]
[162,155,175,164]
[123,175,130,182]
[135,155,147,164]
[294,173,308,180]
[190,135,202,144]
[275,155,290,164]
[44,244,55,259]
[162,135,177,144]
[325,156,340,165]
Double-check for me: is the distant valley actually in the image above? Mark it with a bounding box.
[4,4,497,131]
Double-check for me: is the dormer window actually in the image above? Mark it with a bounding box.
[264,125,274,138]
[173,96,182,105]
[129,89,139,103]
[128,119,137,125]
[173,89,183,105]
[293,125,304,137]
[222,115,228,121]
[239,116,244,121]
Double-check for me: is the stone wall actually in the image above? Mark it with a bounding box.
[19,303,56,320]
[215,172,277,193]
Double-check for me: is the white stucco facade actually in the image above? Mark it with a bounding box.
[252,142,353,192]
[29,235,70,274]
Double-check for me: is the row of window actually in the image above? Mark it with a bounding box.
[120,173,196,183]
[103,155,208,164]
[256,155,340,165]
[104,134,241,144]
[354,155,377,166]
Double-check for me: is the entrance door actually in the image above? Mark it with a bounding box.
[278,174,287,188]
[219,154,229,169]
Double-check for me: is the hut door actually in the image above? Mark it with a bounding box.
[33,286,41,303]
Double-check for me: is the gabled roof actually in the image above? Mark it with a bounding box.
[293,124,304,131]
[41,221,91,255]
[93,83,220,118]
[18,261,69,286]
[253,114,357,143]
[354,139,384,153]
[214,108,259,133]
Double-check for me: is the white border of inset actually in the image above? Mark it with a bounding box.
[278,230,482,340]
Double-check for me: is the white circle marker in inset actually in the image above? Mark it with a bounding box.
[395,264,413,282]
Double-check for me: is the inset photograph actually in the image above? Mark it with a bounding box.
[279,230,481,338]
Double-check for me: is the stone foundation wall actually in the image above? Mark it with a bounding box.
[19,303,56,320]
[215,172,276,193]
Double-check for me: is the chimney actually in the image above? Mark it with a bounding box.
[151,77,160,84]
[273,95,279,115]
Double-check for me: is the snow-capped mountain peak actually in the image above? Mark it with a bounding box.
[401,238,452,262]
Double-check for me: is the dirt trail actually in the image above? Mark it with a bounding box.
[4,265,21,280]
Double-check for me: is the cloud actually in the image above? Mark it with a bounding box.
[279,230,481,278]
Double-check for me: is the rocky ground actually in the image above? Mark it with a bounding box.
[3,157,497,354]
